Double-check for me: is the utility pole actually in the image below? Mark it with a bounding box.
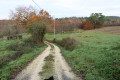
[32,0,56,40]
[53,15,56,40]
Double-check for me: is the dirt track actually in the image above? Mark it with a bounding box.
[53,44,80,80]
[14,42,51,80]
[14,42,80,80]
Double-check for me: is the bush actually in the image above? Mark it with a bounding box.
[79,20,94,30]
[1,36,45,67]
[28,23,46,43]
[23,37,44,48]
[0,43,25,65]
[23,37,35,47]
[7,43,24,51]
[0,53,15,66]
[3,38,34,66]
[0,50,25,66]
[55,37,77,50]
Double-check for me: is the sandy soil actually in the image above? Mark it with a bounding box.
[14,42,81,80]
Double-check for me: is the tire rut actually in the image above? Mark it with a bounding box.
[52,43,81,80]
[14,42,81,80]
[14,42,51,80]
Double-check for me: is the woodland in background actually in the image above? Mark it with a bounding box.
[0,20,25,39]
[55,16,120,32]
[0,7,120,37]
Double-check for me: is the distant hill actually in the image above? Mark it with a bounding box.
[105,16,120,19]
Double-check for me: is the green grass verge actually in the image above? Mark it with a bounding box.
[0,44,47,80]
[0,34,47,80]
[0,33,30,57]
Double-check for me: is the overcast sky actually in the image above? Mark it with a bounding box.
[0,0,120,19]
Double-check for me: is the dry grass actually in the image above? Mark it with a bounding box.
[91,26,120,34]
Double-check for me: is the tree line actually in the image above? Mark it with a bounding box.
[0,6,120,40]
[55,14,120,32]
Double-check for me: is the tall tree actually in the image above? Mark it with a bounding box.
[10,6,53,42]
[89,13,105,28]
[10,6,36,26]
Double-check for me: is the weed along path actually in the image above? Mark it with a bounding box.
[14,42,80,80]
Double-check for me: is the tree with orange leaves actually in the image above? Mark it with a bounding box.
[10,6,54,30]
[27,9,53,26]
[80,20,94,30]
[10,6,36,26]
[10,6,53,42]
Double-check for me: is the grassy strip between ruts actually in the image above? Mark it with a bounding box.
[39,43,55,80]
[0,43,47,80]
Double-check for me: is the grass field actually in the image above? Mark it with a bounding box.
[0,34,47,80]
[0,26,120,80]
[92,26,120,34]
[45,30,120,80]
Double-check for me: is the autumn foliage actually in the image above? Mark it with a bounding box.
[55,17,80,32]
[27,10,53,25]
[10,6,36,25]
[79,20,94,30]
[9,6,54,42]
[10,6,53,28]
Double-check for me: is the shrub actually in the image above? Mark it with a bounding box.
[7,43,24,51]
[3,38,35,66]
[0,50,25,66]
[0,53,15,66]
[1,35,45,67]
[23,37,44,48]
[80,20,94,30]
[0,43,25,65]
[28,23,46,43]
[23,37,35,48]
[55,37,77,50]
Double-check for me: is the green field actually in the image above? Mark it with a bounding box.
[46,31,120,80]
[0,31,120,80]
[0,34,47,80]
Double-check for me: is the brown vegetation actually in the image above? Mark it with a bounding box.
[77,35,96,38]
[0,20,25,39]
[54,37,77,50]
[79,20,94,30]
[91,26,120,34]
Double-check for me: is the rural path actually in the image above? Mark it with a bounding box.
[14,42,81,80]
[53,43,80,80]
